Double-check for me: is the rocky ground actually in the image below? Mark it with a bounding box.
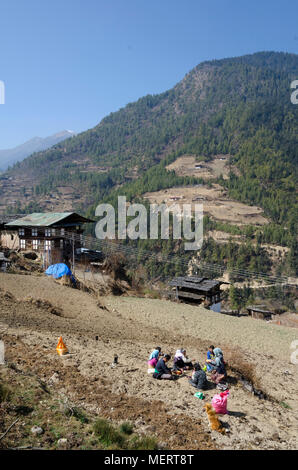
[0,272,297,450]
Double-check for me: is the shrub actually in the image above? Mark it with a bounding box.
[93,419,125,448]
[127,435,159,450]
[119,422,134,435]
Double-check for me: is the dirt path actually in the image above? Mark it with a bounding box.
[0,273,297,449]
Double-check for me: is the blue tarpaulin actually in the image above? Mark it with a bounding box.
[45,263,73,279]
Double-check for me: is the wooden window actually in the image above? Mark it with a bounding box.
[45,229,51,237]
[19,228,25,236]
[32,240,40,250]
[44,240,51,250]
[20,239,26,249]
[32,228,38,237]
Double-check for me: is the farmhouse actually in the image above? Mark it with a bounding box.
[3,212,94,266]
[169,276,222,310]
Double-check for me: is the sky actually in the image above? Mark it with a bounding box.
[0,0,297,149]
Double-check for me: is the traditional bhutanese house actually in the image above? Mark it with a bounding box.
[169,276,222,311]
[5,212,94,266]
[246,305,273,320]
[0,214,22,249]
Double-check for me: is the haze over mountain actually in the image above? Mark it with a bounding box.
[1,51,297,278]
[0,130,76,171]
[1,52,297,235]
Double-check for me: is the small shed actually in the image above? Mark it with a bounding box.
[169,276,221,306]
[246,305,273,320]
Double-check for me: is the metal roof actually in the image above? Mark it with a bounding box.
[169,276,221,292]
[246,305,273,314]
[5,212,94,227]
[0,214,26,225]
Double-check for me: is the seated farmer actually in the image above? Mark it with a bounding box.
[148,347,162,368]
[173,349,193,371]
[205,345,215,372]
[189,363,207,390]
[148,357,158,369]
[210,348,227,384]
[153,354,174,380]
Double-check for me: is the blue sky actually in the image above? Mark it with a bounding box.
[0,0,297,148]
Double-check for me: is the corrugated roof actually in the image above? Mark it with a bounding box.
[169,276,221,291]
[246,305,273,314]
[5,212,93,227]
[0,214,26,224]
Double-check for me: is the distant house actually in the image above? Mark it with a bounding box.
[169,276,222,310]
[246,305,273,320]
[4,212,94,266]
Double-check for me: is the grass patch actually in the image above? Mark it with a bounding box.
[127,435,159,450]
[141,288,162,299]
[64,406,89,424]
[93,419,126,448]
[0,382,11,402]
[280,401,291,409]
[93,419,158,450]
[119,422,134,435]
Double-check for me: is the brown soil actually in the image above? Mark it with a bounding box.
[166,155,236,180]
[0,273,297,450]
[143,184,269,226]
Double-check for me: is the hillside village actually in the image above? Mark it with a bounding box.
[0,50,297,452]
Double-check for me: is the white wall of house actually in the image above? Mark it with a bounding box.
[0,231,19,249]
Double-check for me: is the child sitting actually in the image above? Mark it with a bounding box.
[205,345,215,372]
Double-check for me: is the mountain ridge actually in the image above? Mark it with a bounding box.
[1,51,297,240]
[0,130,76,171]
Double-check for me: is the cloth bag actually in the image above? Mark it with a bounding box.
[211,390,229,414]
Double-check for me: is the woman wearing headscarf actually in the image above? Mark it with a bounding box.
[148,346,162,369]
[173,348,193,371]
[210,347,227,385]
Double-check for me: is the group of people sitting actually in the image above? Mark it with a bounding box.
[147,345,228,391]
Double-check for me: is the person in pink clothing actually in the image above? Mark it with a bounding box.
[148,357,158,368]
[147,346,161,370]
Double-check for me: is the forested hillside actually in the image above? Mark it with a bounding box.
[1,51,297,276]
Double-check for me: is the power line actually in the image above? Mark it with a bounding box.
[62,231,297,287]
[4,220,295,287]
